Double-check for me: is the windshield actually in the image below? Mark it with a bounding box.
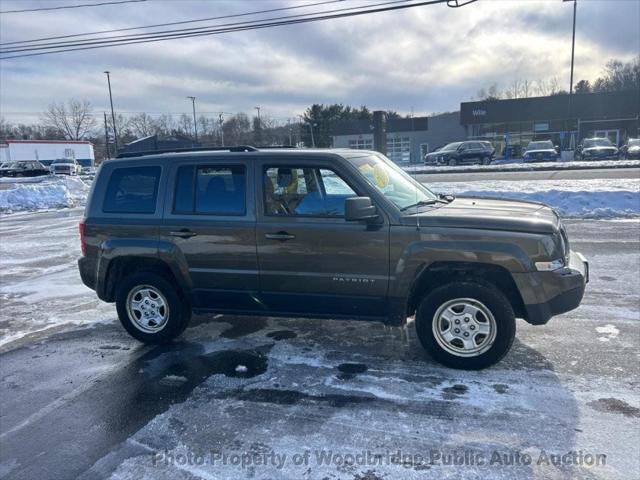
[583,138,613,148]
[53,158,74,164]
[346,153,437,211]
[441,142,463,151]
[526,141,554,150]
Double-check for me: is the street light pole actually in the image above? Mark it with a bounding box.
[104,71,118,152]
[187,96,198,144]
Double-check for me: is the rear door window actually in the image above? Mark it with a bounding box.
[103,166,160,214]
[173,165,246,215]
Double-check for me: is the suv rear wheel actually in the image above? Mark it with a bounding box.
[115,271,191,344]
[415,280,515,369]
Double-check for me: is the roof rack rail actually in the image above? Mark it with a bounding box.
[116,145,258,159]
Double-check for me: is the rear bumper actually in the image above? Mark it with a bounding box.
[78,257,96,291]
[516,250,589,325]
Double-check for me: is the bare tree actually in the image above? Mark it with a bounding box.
[548,76,561,95]
[42,99,97,140]
[128,113,157,138]
[506,79,522,99]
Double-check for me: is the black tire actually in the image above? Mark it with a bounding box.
[482,156,491,165]
[415,280,515,370]
[448,158,457,166]
[115,271,191,344]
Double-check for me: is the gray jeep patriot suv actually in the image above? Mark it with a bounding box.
[78,147,588,369]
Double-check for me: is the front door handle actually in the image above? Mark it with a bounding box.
[169,229,197,239]
[265,231,296,241]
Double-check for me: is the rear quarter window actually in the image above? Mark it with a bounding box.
[103,166,161,214]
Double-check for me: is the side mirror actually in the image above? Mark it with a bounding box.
[345,197,378,222]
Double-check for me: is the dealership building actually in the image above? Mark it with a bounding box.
[460,90,639,156]
[0,140,95,167]
[332,112,466,164]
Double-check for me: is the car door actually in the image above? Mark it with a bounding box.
[457,143,471,164]
[255,158,390,319]
[466,142,482,164]
[159,158,259,312]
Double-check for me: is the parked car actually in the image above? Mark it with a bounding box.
[423,146,443,165]
[426,141,495,166]
[78,147,588,369]
[575,138,619,161]
[50,158,82,175]
[0,160,50,177]
[620,138,640,160]
[522,140,559,163]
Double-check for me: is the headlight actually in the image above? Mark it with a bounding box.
[535,259,565,271]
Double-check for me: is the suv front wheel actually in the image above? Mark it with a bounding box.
[116,271,191,344]
[415,280,515,369]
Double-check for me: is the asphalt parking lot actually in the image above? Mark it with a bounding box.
[0,210,638,479]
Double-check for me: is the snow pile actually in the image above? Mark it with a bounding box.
[0,176,90,213]
[406,159,640,173]
[432,179,640,219]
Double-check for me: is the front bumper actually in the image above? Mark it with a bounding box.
[515,250,589,325]
[581,153,618,161]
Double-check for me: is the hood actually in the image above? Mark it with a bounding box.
[401,197,559,234]
[584,146,617,152]
[524,149,556,155]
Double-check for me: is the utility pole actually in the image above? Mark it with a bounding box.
[187,96,198,144]
[103,112,111,159]
[564,0,578,151]
[254,106,261,145]
[298,115,315,148]
[103,71,118,152]
[309,122,315,148]
[218,113,224,146]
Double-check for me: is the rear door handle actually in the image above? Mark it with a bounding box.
[265,231,296,241]
[169,229,197,239]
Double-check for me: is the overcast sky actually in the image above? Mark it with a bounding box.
[1,0,638,125]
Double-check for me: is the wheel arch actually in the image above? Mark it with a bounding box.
[101,256,183,302]
[406,261,526,319]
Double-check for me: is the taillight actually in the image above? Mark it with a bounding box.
[79,219,86,256]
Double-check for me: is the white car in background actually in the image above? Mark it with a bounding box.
[50,158,82,175]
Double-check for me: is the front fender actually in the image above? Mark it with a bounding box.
[386,226,539,324]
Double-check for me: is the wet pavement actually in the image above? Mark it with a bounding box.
[0,210,638,479]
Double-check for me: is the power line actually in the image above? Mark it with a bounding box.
[0,0,473,59]
[0,0,147,15]
[2,0,398,51]
[0,0,345,46]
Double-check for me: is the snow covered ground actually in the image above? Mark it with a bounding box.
[406,159,640,174]
[0,210,638,479]
[430,178,640,219]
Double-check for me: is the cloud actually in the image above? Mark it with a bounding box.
[1,0,638,124]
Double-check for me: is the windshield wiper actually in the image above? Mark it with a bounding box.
[400,200,438,211]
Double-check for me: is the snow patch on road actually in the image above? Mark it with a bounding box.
[595,324,620,342]
[0,176,89,213]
